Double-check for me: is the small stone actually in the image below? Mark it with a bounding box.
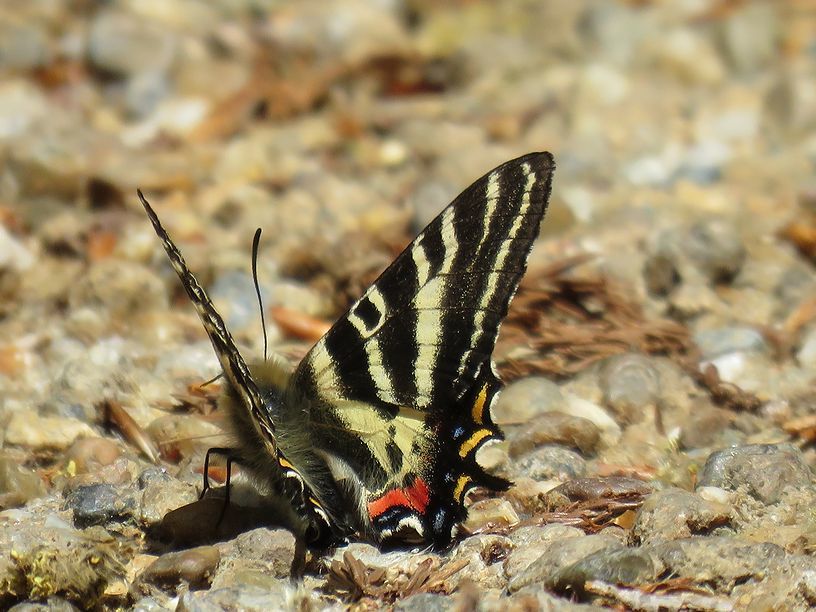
[677,405,735,449]
[510,445,586,482]
[508,412,601,456]
[553,546,661,592]
[0,454,46,507]
[505,524,584,580]
[697,444,812,504]
[648,537,786,591]
[508,532,622,592]
[0,224,35,272]
[65,483,136,528]
[718,1,778,74]
[213,528,298,584]
[694,326,768,360]
[177,584,289,611]
[5,413,97,451]
[138,546,220,590]
[87,11,176,77]
[462,498,519,534]
[796,326,816,368]
[544,477,653,511]
[449,534,512,590]
[394,593,453,612]
[409,180,458,233]
[64,438,123,474]
[138,471,198,527]
[631,488,732,546]
[492,376,565,425]
[683,219,746,284]
[0,22,50,71]
[599,353,660,423]
[0,79,49,140]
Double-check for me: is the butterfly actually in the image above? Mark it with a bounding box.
[140,152,554,560]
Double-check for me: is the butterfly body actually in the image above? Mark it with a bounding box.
[141,151,554,554]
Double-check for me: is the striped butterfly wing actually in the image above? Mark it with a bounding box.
[289,152,555,546]
[139,192,333,543]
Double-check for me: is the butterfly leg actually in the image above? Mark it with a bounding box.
[214,453,237,529]
[200,447,233,500]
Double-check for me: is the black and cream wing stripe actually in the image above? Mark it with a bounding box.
[138,190,279,454]
[291,152,554,413]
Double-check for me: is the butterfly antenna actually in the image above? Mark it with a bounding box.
[251,228,268,363]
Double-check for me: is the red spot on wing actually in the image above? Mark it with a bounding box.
[368,476,430,519]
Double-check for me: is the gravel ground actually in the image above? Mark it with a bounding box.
[1,1,816,610]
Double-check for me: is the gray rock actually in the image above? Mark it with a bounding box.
[449,534,512,590]
[544,477,653,510]
[508,412,601,456]
[717,1,779,74]
[599,353,660,423]
[697,444,813,504]
[65,483,136,528]
[511,445,586,481]
[505,524,585,579]
[684,219,746,283]
[0,454,46,507]
[177,585,289,612]
[137,546,220,590]
[125,71,170,118]
[0,22,50,71]
[9,598,81,612]
[508,532,622,592]
[553,545,661,593]
[694,326,768,360]
[648,536,786,590]
[394,593,452,612]
[87,11,176,77]
[631,488,732,546]
[493,376,565,425]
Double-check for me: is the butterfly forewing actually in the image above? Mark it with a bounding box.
[289,152,555,545]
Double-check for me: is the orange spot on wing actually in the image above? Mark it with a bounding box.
[368,477,430,519]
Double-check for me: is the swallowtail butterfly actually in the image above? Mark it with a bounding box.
[140,151,554,555]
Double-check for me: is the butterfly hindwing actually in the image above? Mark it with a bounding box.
[139,191,333,543]
[289,152,555,546]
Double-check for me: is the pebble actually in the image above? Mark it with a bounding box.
[138,546,220,591]
[599,353,661,423]
[213,528,297,584]
[552,545,661,593]
[394,593,453,612]
[64,483,136,528]
[462,498,519,534]
[694,326,768,360]
[505,524,585,580]
[177,584,289,611]
[0,455,46,506]
[683,219,746,283]
[64,438,123,474]
[697,444,812,504]
[87,11,177,77]
[508,532,623,593]
[492,377,565,425]
[510,445,586,482]
[631,488,732,546]
[4,413,97,451]
[543,477,653,511]
[508,412,601,456]
[0,224,34,272]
